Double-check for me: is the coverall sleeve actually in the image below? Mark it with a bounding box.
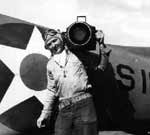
[41,65,57,117]
[96,46,111,71]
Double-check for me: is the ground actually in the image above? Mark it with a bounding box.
[99,131,135,135]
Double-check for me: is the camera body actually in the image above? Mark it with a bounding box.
[62,16,97,51]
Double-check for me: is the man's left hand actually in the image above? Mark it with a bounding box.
[95,30,104,41]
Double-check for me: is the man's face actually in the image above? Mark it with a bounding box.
[46,36,64,55]
[45,29,64,55]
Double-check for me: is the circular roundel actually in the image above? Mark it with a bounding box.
[20,53,49,91]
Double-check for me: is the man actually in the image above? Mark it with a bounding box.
[37,28,109,135]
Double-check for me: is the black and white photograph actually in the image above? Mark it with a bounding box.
[0,0,150,135]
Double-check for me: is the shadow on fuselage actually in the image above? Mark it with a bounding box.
[73,50,150,135]
[89,61,150,135]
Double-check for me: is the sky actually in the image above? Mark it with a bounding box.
[0,0,150,46]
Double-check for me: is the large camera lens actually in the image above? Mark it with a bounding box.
[66,21,96,50]
[68,22,91,46]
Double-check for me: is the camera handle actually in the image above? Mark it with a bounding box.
[77,16,86,22]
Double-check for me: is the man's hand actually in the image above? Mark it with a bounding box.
[37,112,51,128]
[95,30,104,42]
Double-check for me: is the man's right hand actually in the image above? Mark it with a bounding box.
[37,113,51,128]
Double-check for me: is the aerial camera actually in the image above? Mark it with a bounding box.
[62,16,99,51]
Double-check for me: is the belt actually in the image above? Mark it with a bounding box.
[59,93,92,110]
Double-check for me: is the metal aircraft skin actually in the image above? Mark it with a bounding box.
[0,13,149,134]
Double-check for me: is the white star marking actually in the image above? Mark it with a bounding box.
[0,26,50,114]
